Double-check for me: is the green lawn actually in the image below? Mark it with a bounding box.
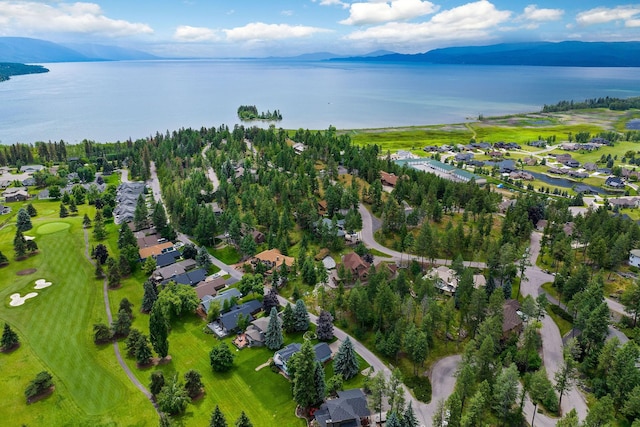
[211,245,242,265]
[0,200,155,426]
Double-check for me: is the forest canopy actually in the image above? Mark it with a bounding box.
[0,63,49,82]
[237,105,282,121]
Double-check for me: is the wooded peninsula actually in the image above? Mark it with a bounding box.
[0,63,49,82]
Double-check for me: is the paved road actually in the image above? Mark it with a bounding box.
[201,144,220,192]
[82,228,157,409]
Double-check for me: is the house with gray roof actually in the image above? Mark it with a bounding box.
[274,342,333,375]
[201,288,242,313]
[314,389,371,427]
[208,299,262,337]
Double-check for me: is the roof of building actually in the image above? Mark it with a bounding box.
[137,235,160,248]
[254,249,295,268]
[342,252,369,272]
[503,299,522,333]
[153,263,186,282]
[631,249,640,258]
[166,268,207,286]
[314,389,370,427]
[219,300,262,332]
[322,256,337,270]
[139,242,175,260]
[155,250,181,268]
[202,288,242,312]
[194,277,227,299]
[380,171,398,186]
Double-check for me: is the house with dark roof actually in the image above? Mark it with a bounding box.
[454,153,474,163]
[0,204,10,215]
[245,316,271,347]
[503,299,523,339]
[528,140,546,148]
[2,187,29,202]
[208,299,262,337]
[20,164,45,173]
[201,287,242,313]
[606,176,625,189]
[273,342,333,375]
[163,268,207,287]
[154,249,181,268]
[314,389,371,427]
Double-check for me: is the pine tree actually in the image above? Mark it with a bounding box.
[26,203,37,217]
[59,203,69,218]
[95,262,104,279]
[316,310,334,341]
[265,307,284,350]
[293,341,318,409]
[13,229,27,258]
[149,305,169,359]
[68,198,77,214]
[125,329,143,357]
[334,337,359,380]
[119,254,131,277]
[26,239,38,253]
[403,401,419,427]
[149,371,165,396]
[209,405,228,427]
[196,246,212,271]
[111,308,132,337]
[16,208,32,231]
[118,222,137,249]
[0,250,8,265]
[314,361,326,403]
[83,213,91,228]
[135,334,153,365]
[293,299,310,332]
[107,258,121,288]
[262,287,279,313]
[134,194,148,230]
[119,298,134,320]
[183,369,204,398]
[282,303,295,333]
[93,210,106,240]
[1,323,19,350]
[235,411,253,427]
[142,280,158,312]
[385,412,402,427]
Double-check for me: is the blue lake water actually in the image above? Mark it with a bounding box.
[1,60,640,144]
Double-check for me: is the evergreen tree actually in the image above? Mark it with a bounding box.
[118,254,131,277]
[265,307,284,350]
[149,371,165,396]
[13,229,27,258]
[0,250,8,265]
[209,405,228,427]
[83,213,91,228]
[26,239,38,253]
[93,323,112,343]
[26,203,37,217]
[119,298,134,320]
[314,361,326,403]
[92,243,109,265]
[118,222,137,250]
[334,337,359,380]
[134,194,149,230]
[111,308,132,337]
[316,310,334,341]
[93,212,107,240]
[142,280,158,312]
[1,323,19,350]
[403,402,419,427]
[59,203,69,218]
[293,299,310,332]
[135,334,153,365]
[183,369,204,398]
[196,246,212,271]
[385,412,402,427]
[143,256,157,275]
[94,261,104,278]
[16,208,32,231]
[68,198,77,214]
[293,340,318,409]
[149,305,169,358]
[107,258,121,288]
[235,411,253,427]
[282,303,295,333]
[125,329,143,357]
[262,287,279,313]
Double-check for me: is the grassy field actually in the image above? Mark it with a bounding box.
[0,200,156,426]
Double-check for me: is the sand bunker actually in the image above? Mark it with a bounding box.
[34,279,52,289]
[9,292,38,307]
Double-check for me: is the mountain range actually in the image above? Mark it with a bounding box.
[334,41,640,67]
[0,37,158,62]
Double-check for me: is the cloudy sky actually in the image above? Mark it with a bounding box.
[1,0,639,57]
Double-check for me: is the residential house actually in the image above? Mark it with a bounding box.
[137,234,160,248]
[583,162,598,171]
[494,141,521,150]
[380,171,398,187]
[630,249,640,268]
[536,219,548,231]
[37,189,50,199]
[274,342,332,375]
[153,264,186,283]
[251,230,265,244]
[341,252,370,282]
[503,299,523,338]
[498,199,516,213]
[318,200,328,216]
[454,153,474,163]
[209,300,262,337]
[194,276,227,300]
[20,164,45,174]
[322,255,337,271]
[605,176,625,189]
[292,142,306,154]
[316,218,346,238]
[574,184,597,195]
[555,154,572,163]
[252,249,295,272]
[609,198,639,209]
[138,242,175,261]
[563,222,575,237]
[528,140,546,148]
[163,268,207,287]
[522,157,537,166]
[548,167,568,175]
[2,187,29,202]
[154,249,181,268]
[568,171,589,179]
[0,204,10,215]
[314,389,371,427]
[0,180,11,189]
[562,159,580,168]
[22,177,35,186]
[201,288,242,313]
[509,171,534,181]
[245,316,271,347]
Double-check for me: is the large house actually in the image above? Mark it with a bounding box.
[380,171,398,187]
[162,268,207,287]
[341,252,370,282]
[503,299,523,338]
[314,389,371,427]
[138,242,175,261]
[208,299,262,337]
[274,342,332,376]
[201,288,242,313]
[252,249,295,272]
[3,187,29,202]
[630,249,640,268]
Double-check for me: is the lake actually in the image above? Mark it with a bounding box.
[2,60,640,144]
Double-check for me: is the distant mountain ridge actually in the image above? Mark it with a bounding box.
[0,37,158,62]
[333,41,640,67]
[266,50,395,61]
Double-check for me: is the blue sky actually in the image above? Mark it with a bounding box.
[1,1,639,57]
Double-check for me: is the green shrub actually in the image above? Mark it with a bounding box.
[549,304,573,323]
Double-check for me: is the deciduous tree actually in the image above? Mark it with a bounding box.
[210,342,235,372]
[156,374,189,415]
[183,369,203,398]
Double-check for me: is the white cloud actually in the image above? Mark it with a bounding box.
[341,0,438,25]
[576,6,640,26]
[627,19,640,28]
[224,23,330,42]
[313,0,349,9]
[174,25,220,42]
[521,4,563,22]
[0,1,153,37]
[281,10,294,16]
[345,1,510,44]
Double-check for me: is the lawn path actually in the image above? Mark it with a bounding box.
[82,228,158,411]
